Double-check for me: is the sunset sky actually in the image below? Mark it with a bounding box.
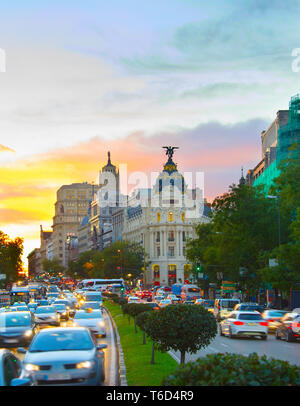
[1,0,300,264]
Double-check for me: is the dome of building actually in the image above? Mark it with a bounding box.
[153,156,187,195]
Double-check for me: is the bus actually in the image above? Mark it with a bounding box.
[10,285,31,304]
[77,279,125,291]
[0,290,10,307]
[181,284,202,302]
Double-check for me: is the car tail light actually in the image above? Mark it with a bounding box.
[292,323,300,328]
[268,319,274,322]
[233,321,244,325]
[259,321,268,326]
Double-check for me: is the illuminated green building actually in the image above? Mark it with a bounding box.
[247,94,300,193]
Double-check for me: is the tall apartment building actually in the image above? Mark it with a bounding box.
[51,182,100,266]
[247,94,300,192]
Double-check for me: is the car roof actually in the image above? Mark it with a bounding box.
[232,310,261,315]
[36,327,88,335]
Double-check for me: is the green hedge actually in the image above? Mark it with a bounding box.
[162,353,300,386]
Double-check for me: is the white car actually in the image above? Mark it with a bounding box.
[73,310,106,337]
[219,311,268,340]
[128,296,140,304]
[158,299,172,308]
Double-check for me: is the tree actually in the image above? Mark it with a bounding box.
[144,304,217,364]
[136,310,152,345]
[186,182,278,298]
[67,241,147,281]
[0,230,24,282]
[42,258,65,277]
[162,353,300,386]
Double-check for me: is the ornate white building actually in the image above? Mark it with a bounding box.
[122,148,211,287]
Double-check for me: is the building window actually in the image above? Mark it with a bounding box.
[168,265,177,285]
[157,246,160,257]
[168,231,175,242]
[156,232,160,242]
[182,231,186,242]
[153,265,160,279]
[183,246,186,256]
[168,246,175,257]
[157,212,160,223]
[169,212,173,222]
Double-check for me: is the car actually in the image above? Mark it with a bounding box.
[13,306,29,312]
[0,311,37,347]
[19,327,107,385]
[54,299,76,317]
[0,349,35,386]
[27,303,38,313]
[128,296,140,303]
[183,300,195,305]
[80,301,102,312]
[233,303,265,314]
[11,302,27,307]
[36,299,49,307]
[275,312,300,342]
[34,306,60,327]
[219,311,268,340]
[214,298,241,321]
[141,291,152,300]
[158,299,172,308]
[144,303,160,311]
[154,295,165,304]
[166,295,181,304]
[53,304,69,321]
[73,309,106,337]
[195,299,214,313]
[261,309,288,333]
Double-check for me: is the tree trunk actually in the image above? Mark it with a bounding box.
[134,317,137,333]
[180,351,185,364]
[142,331,146,345]
[151,342,155,364]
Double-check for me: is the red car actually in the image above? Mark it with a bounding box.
[141,291,152,299]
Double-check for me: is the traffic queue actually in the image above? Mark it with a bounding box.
[0,280,108,386]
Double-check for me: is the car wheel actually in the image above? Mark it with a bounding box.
[261,334,267,340]
[219,325,224,336]
[275,330,280,340]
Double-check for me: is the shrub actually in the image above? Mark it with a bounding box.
[162,352,300,386]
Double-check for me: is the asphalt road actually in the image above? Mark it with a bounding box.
[10,309,119,386]
[169,331,300,366]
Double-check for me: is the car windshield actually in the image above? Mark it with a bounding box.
[221,300,239,310]
[81,303,99,309]
[0,313,31,327]
[240,305,264,311]
[74,312,102,319]
[54,305,66,311]
[268,311,287,317]
[35,307,55,314]
[85,295,101,301]
[29,330,94,352]
[238,313,263,320]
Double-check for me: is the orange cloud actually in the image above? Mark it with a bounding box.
[0,121,262,264]
[0,144,15,153]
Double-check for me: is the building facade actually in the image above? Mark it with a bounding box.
[51,182,99,266]
[247,94,300,191]
[122,149,211,287]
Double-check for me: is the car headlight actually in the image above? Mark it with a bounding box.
[76,361,94,369]
[62,312,67,315]
[24,329,33,337]
[98,321,105,327]
[24,363,40,372]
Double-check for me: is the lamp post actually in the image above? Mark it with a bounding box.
[267,194,282,308]
[117,249,123,279]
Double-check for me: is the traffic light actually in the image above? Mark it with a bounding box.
[117,266,121,270]
[196,262,201,272]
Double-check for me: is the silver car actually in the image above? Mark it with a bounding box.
[18,327,106,385]
[34,306,60,327]
[220,311,268,340]
[73,310,106,338]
